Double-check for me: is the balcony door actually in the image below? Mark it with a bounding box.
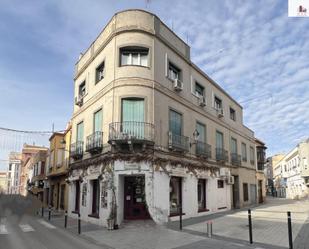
[121,98,144,139]
[231,138,237,154]
[77,122,84,142]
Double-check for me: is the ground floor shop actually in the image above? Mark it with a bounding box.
[67,160,236,227]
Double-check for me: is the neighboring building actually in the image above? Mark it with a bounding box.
[0,171,7,194]
[266,154,284,196]
[28,150,48,202]
[46,124,71,211]
[6,152,22,194]
[67,9,264,227]
[255,138,267,203]
[273,139,309,199]
[19,144,48,196]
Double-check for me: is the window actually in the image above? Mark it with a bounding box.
[93,109,103,132]
[81,183,87,207]
[95,61,105,83]
[195,82,204,97]
[243,183,249,201]
[91,179,100,216]
[250,146,255,165]
[9,164,12,171]
[231,137,237,154]
[169,110,182,136]
[241,143,247,161]
[78,81,86,97]
[168,62,181,81]
[230,108,236,121]
[196,122,206,142]
[216,131,224,149]
[76,122,84,142]
[101,181,108,208]
[198,179,207,211]
[57,149,64,166]
[214,96,222,110]
[120,47,148,67]
[217,180,224,188]
[170,176,182,215]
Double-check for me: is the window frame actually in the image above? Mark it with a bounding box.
[78,81,86,97]
[230,107,236,121]
[241,143,247,162]
[195,82,204,97]
[217,179,224,188]
[95,61,105,84]
[169,108,183,136]
[214,96,222,110]
[168,62,181,81]
[120,46,149,67]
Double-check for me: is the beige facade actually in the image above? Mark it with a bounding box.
[68,10,264,227]
[46,125,71,210]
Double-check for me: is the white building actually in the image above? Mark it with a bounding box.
[273,139,309,199]
[7,152,21,194]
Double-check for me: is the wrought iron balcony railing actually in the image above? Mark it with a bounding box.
[231,153,242,166]
[196,141,211,158]
[216,148,228,162]
[86,131,103,153]
[108,122,155,144]
[168,132,189,152]
[70,141,84,160]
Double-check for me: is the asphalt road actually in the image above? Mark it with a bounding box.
[0,214,109,249]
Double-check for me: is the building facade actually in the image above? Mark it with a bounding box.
[45,125,71,211]
[19,144,48,196]
[6,152,21,194]
[67,9,264,227]
[273,139,309,199]
[0,171,7,194]
[28,150,48,202]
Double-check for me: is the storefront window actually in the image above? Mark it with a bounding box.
[198,179,206,211]
[170,176,182,215]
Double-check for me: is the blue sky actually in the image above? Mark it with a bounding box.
[0,0,308,169]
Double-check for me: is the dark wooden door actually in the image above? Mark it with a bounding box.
[75,181,80,213]
[258,180,263,203]
[232,175,240,208]
[124,176,150,220]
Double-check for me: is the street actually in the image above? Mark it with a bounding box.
[0,214,109,249]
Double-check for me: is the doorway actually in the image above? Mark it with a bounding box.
[232,175,240,208]
[258,180,263,203]
[124,176,149,220]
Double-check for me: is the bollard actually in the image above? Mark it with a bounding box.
[207,221,213,238]
[179,205,182,230]
[78,213,81,234]
[287,211,293,249]
[64,211,68,228]
[41,206,44,217]
[248,209,253,244]
[48,206,51,221]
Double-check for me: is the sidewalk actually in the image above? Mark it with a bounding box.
[40,208,288,249]
[169,197,309,249]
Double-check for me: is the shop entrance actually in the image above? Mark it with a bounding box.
[124,176,150,220]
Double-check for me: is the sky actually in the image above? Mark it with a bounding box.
[0,0,308,170]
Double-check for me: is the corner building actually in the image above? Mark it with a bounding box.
[68,9,261,227]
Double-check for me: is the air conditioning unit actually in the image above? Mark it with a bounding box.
[227,175,234,185]
[174,79,183,91]
[198,96,206,107]
[75,95,84,107]
[217,108,224,118]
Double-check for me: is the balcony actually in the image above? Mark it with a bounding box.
[196,141,211,159]
[108,122,155,145]
[231,153,241,166]
[257,163,264,171]
[70,141,84,160]
[86,131,103,154]
[216,148,228,162]
[168,132,189,152]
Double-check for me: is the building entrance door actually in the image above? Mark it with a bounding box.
[124,176,150,220]
[258,180,263,203]
[232,175,240,208]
